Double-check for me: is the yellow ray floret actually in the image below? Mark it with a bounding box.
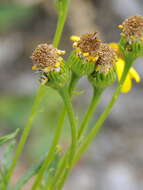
[32,65,38,70]
[116,58,141,93]
[109,42,124,59]
[70,35,80,41]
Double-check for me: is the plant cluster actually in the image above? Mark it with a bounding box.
[0,0,143,190]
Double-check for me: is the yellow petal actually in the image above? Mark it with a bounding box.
[109,43,119,50]
[83,52,89,57]
[116,59,132,93]
[121,75,132,93]
[55,62,61,68]
[70,35,80,41]
[32,65,38,70]
[57,50,65,55]
[115,58,125,80]
[129,67,140,83]
[118,25,124,29]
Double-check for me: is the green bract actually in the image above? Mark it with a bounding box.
[45,63,71,90]
[68,51,96,77]
[88,69,116,88]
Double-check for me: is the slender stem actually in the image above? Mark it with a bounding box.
[48,87,77,190]
[31,109,66,190]
[48,151,67,189]
[69,73,80,95]
[46,76,79,190]
[57,87,104,189]
[56,62,132,189]
[78,87,104,140]
[70,65,132,170]
[59,88,77,160]
[32,73,79,190]
[72,86,121,167]
[6,85,46,184]
[53,0,70,47]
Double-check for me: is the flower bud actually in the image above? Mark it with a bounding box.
[88,43,117,88]
[69,32,101,76]
[31,43,70,89]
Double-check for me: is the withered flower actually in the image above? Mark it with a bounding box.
[119,16,143,43]
[71,32,101,62]
[96,43,117,74]
[31,43,65,73]
[89,43,117,88]
[31,43,70,88]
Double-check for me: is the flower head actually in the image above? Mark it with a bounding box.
[71,32,101,62]
[31,43,65,73]
[119,15,143,43]
[88,43,117,88]
[31,43,70,88]
[96,43,117,74]
[116,58,140,93]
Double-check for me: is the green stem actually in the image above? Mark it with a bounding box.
[6,85,46,185]
[70,65,132,170]
[46,76,79,190]
[32,74,79,190]
[53,0,70,48]
[31,109,66,190]
[72,86,121,166]
[78,87,104,140]
[59,88,77,161]
[56,62,132,189]
[57,87,104,189]
[69,73,80,95]
[48,87,77,190]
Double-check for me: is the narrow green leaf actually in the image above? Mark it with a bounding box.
[0,129,19,146]
[14,158,43,190]
[14,149,61,190]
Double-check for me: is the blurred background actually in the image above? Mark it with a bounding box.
[0,0,143,189]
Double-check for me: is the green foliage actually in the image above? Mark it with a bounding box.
[0,129,19,146]
[0,131,19,190]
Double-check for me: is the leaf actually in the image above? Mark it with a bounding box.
[14,148,62,190]
[2,140,16,170]
[0,129,19,146]
[14,158,43,190]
